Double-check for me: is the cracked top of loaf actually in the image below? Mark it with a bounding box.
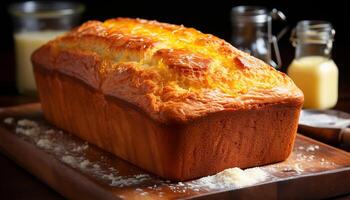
[32,18,303,123]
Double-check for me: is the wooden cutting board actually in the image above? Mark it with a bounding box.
[0,103,350,200]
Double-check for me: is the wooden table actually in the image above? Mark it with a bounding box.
[0,95,65,199]
[1,95,350,200]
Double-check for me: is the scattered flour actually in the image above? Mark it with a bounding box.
[15,127,40,136]
[298,145,320,152]
[3,117,155,192]
[320,157,336,166]
[298,146,305,150]
[2,117,273,194]
[3,117,14,124]
[282,163,304,174]
[187,167,269,190]
[79,160,90,169]
[72,143,89,152]
[109,174,151,187]
[17,119,38,127]
[4,117,338,198]
[15,118,40,136]
[306,145,320,152]
[135,188,143,192]
[61,155,77,165]
[93,164,100,169]
[36,139,52,149]
[140,192,148,196]
[61,156,94,172]
[44,129,56,134]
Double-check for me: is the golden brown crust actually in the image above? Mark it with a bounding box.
[34,69,300,180]
[32,18,303,124]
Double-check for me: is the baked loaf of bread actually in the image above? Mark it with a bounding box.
[32,18,303,181]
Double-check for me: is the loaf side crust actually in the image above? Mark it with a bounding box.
[34,67,300,180]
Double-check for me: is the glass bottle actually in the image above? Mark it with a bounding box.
[231,6,287,68]
[288,20,338,109]
[8,1,85,95]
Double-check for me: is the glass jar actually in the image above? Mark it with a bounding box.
[230,6,287,68]
[8,1,85,95]
[288,20,338,109]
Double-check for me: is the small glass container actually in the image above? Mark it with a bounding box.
[230,6,287,68]
[8,1,85,95]
[288,20,338,109]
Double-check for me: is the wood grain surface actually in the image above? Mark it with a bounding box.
[1,103,350,200]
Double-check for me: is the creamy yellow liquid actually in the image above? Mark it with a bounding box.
[287,56,338,109]
[14,31,65,95]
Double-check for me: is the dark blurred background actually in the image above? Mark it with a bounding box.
[1,0,349,96]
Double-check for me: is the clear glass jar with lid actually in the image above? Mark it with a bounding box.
[230,6,287,68]
[287,20,338,109]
